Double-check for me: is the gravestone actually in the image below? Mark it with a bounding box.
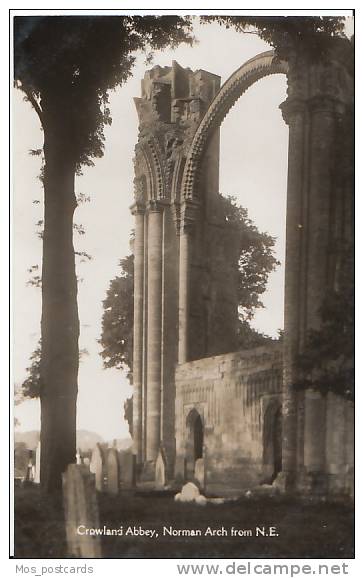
[155,449,166,489]
[194,458,205,490]
[174,482,200,503]
[106,448,120,496]
[34,442,41,484]
[174,455,186,485]
[119,452,135,488]
[62,464,102,558]
[90,444,105,491]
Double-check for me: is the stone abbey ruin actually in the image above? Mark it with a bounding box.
[130,39,353,496]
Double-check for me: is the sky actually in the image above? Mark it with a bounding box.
[13,16,353,441]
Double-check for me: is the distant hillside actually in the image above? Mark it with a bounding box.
[14,430,39,450]
[76,430,104,452]
[15,430,105,451]
[105,438,132,451]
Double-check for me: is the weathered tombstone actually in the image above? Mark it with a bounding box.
[194,458,205,490]
[119,451,135,488]
[174,482,200,503]
[34,442,41,484]
[62,464,102,558]
[76,449,82,465]
[106,448,120,496]
[25,456,34,483]
[90,444,105,491]
[174,455,186,485]
[155,449,166,489]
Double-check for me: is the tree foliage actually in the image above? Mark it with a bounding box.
[220,195,279,322]
[100,196,280,378]
[14,16,194,168]
[201,16,346,60]
[294,245,354,401]
[99,255,134,378]
[22,343,42,399]
[124,396,133,437]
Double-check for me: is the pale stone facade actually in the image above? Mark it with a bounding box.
[130,40,354,496]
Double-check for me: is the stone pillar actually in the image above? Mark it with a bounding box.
[178,200,199,364]
[178,228,191,364]
[302,96,340,489]
[325,392,346,492]
[279,96,307,489]
[131,203,145,464]
[306,95,338,327]
[146,200,164,461]
[303,389,326,472]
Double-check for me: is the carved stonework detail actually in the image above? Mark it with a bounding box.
[279,98,307,125]
[180,199,200,233]
[146,199,167,214]
[130,201,145,216]
[132,61,221,206]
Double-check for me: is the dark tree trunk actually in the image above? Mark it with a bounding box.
[40,107,79,493]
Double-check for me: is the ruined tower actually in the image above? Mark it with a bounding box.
[131,62,241,476]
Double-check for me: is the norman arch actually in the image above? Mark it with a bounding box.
[185,408,204,479]
[181,51,288,201]
[130,41,353,495]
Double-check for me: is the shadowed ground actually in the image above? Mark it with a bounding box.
[14,486,354,559]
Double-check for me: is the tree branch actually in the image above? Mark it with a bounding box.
[23,88,44,124]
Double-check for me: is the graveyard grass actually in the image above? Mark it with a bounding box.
[14,486,354,559]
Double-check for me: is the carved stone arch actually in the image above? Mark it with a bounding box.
[134,144,153,202]
[171,154,186,203]
[145,137,165,199]
[181,50,289,200]
[185,408,204,479]
[134,138,166,201]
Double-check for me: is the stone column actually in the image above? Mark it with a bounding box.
[131,203,145,464]
[146,200,164,461]
[301,95,340,488]
[178,199,199,364]
[325,392,346,491]
[303,390,326,472]
[178,229,190,364]
[279,96,307,489]
[306,95,338,327]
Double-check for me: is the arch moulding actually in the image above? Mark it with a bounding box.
[181,50,288,200]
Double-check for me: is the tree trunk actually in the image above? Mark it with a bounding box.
[40,117,79,493]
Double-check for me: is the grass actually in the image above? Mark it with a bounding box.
[14,486,354,559]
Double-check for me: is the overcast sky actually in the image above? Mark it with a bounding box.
[13,17,353,441]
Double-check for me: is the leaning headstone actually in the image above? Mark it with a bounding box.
[155,450,167,489]
[106,448,120,496]
[62,464,102,558]
[194,458,205,490]
[90,444,105,491]
[34,442,41,484]
[119,452,135,488]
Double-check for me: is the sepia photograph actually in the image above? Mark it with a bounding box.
[11,9,354,563]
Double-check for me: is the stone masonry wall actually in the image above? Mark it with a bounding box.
[175,344,283,495]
